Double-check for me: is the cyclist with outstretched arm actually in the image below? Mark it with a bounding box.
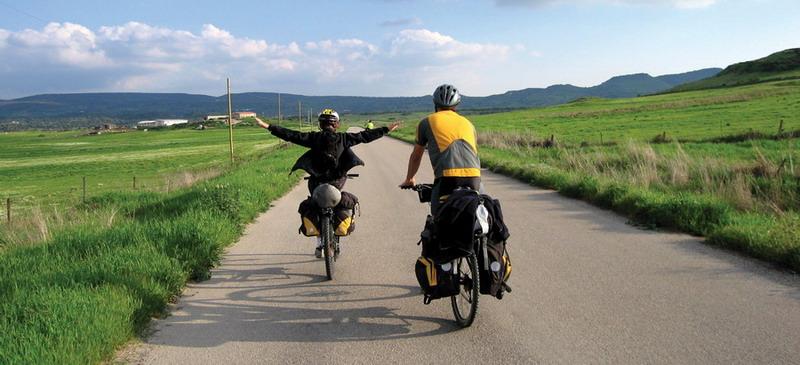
[256,109,399,257]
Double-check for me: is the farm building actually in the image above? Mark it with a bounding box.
[234,111,256,119]
[137,119,189,128]
[204,115,228,121]
[204,112,256,120]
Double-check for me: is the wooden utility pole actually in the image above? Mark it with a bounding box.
[277,93,282,122]
[227,78,234,164]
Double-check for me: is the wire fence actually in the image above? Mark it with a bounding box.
[1,169,226,225]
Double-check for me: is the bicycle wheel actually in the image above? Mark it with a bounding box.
[322,219,335,280]
[451,254,479,328]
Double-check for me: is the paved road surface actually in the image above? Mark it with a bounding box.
[131,136,800,364]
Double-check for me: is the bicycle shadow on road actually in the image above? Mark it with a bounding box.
[145,253,458,348]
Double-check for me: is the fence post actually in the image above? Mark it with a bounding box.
[133,176,137,190]
[6,198,10,223]
[82,176,86,203]
[778,119,785,136]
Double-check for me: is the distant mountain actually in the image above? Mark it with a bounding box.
[670,48,800,92]
[460,68,720,109]
[0,68,720,130]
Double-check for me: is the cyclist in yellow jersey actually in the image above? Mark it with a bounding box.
[400,84,480,215]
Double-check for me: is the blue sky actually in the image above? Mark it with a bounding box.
[0,0,798,98]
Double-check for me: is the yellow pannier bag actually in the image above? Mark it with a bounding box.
[334,208,356,236]
[301,216,319,236]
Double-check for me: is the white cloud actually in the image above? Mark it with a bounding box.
[0,29,9,48]
[494,0,717,8]
[0,22,522,98]
[391,29,511,60]
[6,22,111,68]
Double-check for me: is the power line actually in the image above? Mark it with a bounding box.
[0,2,49,25]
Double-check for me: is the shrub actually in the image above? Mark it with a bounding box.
[651,132,672,144]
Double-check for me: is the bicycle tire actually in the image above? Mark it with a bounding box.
[451,253,479,327]
[322,218,335,280]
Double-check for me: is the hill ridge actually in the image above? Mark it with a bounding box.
[0,68,721,129]
[669,48,800,92]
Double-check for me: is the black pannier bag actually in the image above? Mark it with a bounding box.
[420,190,482,262]
[425,189,513,299]
[298,197,321,236]
[478,196,512,299]
[414,256,460,304]
[477,239,512,299]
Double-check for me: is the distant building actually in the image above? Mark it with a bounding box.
[205,112,256,121]
[137,119,188,128]
[204,115,228,121]
[93,123,118,130]
[234,111,256,119]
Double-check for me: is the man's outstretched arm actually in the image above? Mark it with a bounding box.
[254,116,270,129]
[255,116,314,148]
[344,122,400,147]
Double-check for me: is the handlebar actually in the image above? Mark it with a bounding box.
[401,183,433,203]
[304,173,360,181]
[400,184,433,192]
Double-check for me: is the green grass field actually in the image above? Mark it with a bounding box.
[393,79,800,144]
[0,126,281,207]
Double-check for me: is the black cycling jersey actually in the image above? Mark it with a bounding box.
[267,125,390,191]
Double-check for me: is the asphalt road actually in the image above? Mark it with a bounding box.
[130,135,800,364]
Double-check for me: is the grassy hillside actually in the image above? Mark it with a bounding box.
[392,79,800,145]
[393,77,800,271]
[671,48,800,92]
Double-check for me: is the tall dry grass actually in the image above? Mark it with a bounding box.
[547,141,799,214]
[478,130,557,149]
[162,168,223,192]
[0,205,122,248]
[0,167,223,250]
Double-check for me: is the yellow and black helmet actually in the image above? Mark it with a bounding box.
[318,108,340,131]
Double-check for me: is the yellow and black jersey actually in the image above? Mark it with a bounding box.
[415,110,480,178]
